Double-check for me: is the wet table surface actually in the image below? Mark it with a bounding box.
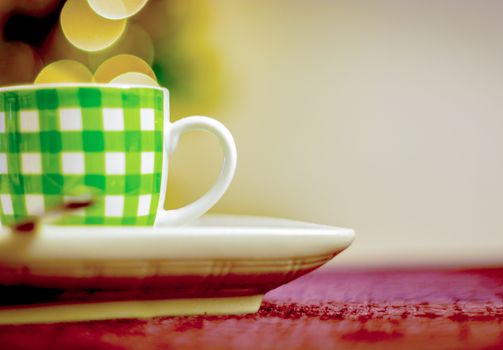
[1,266,502,350]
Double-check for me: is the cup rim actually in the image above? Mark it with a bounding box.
[0,82,168,93]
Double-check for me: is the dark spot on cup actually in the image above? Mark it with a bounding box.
[64,200,93,211]
[12,221,36,233]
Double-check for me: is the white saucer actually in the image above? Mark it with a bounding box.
[0,215,354,324]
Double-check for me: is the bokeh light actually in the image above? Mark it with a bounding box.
[60,0,127,52]
[34,59,93,84]
[110,72,159,86]
[87,0,149,20]
[41,25,88,65]
[94,54,156,83]
[87,23,155,70]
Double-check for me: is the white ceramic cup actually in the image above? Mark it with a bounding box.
[0,83,237,227]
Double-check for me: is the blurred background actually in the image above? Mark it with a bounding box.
[1,0,502,266]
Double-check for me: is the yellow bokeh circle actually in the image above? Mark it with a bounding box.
[94,54,156,83]
[87,0,149,20]
[34,60,93,84]
[110,72,159,86]
[87,24,155,70]
[61,0,127,52]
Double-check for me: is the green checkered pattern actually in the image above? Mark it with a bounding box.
[0,86,164,226]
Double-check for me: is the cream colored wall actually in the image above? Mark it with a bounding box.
[166,0,503,265]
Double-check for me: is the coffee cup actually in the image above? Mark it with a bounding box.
[0,83,236,226]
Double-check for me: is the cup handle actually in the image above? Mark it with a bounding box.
[156,116,237,226]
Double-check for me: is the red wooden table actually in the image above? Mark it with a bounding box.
[1,267,502,350]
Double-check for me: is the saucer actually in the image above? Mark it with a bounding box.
[0,215,354,324]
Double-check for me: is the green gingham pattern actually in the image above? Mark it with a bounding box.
[0,86,164,225]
